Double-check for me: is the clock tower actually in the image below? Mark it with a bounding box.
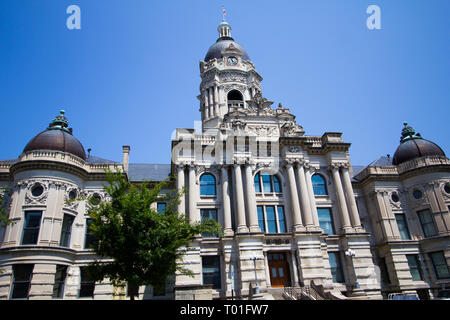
[199,19,263,131]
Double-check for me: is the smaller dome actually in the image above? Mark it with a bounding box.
[205,39,250,62]
[22,111,87,161]
[392,123,445,165]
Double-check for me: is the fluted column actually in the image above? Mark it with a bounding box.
[177,165,186,215]
[244,163,260,232]
[234,164,248,233]
[341,166,362,229]
[305,167,320,228]
[296,162,314,229]
[188,165,200,224]
[286,163,303,232]
[221,166,233,236]
[330,164,352,232]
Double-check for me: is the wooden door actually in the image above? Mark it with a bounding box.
[268,253,290,288]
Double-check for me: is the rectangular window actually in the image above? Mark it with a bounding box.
[257,206,265,232]
[157,202,166,214]
[318,208,335,235]
[265,206,277,234]
[277,206,287,233]
[60,214,75,247]
[21,211,42,245]
[430,252,450,280]
[418,209,437,238]
[79,267,95,298]
[328,252,345,283]
[202,256,221,289]
[395,213,411,240]
[379,257,391,285]
[262,174,273,193]
[84,218,96,249]
[10,264,34,299]
[406,255,423,281]
[254,174,261,193]
[52,265,68,298]
[200,209,218,238]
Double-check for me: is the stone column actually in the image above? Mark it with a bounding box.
[305,167,320,228]
[341,166,362,229]
[208,87,214,117]
[214,85,219,115]
[296,162,314,229]
[177,165,186,215]
[204,91,209,119]
[244,163,260,232]
[330,164,352,232]
[286,163,303,231]
[221,166,233,236]
[188,165,200,224]
[234,164,248,233]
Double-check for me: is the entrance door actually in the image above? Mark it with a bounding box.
[268,252,290,287]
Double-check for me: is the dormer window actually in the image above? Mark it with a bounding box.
[227,90,244,108]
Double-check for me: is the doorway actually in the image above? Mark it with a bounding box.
[268,252,291,288]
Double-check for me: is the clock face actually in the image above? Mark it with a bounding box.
[228,56,238,65]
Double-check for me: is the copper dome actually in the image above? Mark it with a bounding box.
[22,111,86,161]
[392,123,445,165]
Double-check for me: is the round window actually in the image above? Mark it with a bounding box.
[444,182,450,195]
[391,193,400,203]
[413,189,423,200]
[91,193,101,206]
[68,189,78,200]
[31,184,44,197]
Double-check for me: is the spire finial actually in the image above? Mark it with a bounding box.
[222,6,227,21]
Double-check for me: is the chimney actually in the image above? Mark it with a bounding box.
[122,145,130,173]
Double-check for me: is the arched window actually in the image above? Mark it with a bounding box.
[200,174,216,196]
[254,173,282,194]
[227,90,244,108]
[312,174,327,195]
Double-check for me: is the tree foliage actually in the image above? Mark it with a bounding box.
[84,170,221,298]
[0,187,12,228]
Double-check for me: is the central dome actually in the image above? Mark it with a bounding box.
[22,111,87,161]
[204,20,250,62]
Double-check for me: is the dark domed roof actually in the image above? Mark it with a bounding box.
[204,20,250,62]
[23,111,86,161]
[392,123,445,165]
[205,39,250,62]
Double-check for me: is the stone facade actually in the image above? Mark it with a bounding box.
[0,19,448,300]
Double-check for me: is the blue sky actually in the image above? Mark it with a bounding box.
[0,0,449,166]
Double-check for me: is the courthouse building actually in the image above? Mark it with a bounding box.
[0,19,449,300]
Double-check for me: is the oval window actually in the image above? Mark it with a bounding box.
[391,193,400,203]
[412,189,422,200]
[31,184,44,197]
[444,182,450,195]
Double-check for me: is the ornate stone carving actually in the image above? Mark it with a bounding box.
[281,121,304,137]
[24,180,49,205]
[246,125,278,137]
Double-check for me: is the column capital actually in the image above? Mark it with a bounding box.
[329,161,350,171]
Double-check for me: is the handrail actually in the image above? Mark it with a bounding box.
[284,286,325,300]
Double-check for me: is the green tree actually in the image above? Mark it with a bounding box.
[0,188,13,274]
[84,170,221,300]
[0,187,12,228]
